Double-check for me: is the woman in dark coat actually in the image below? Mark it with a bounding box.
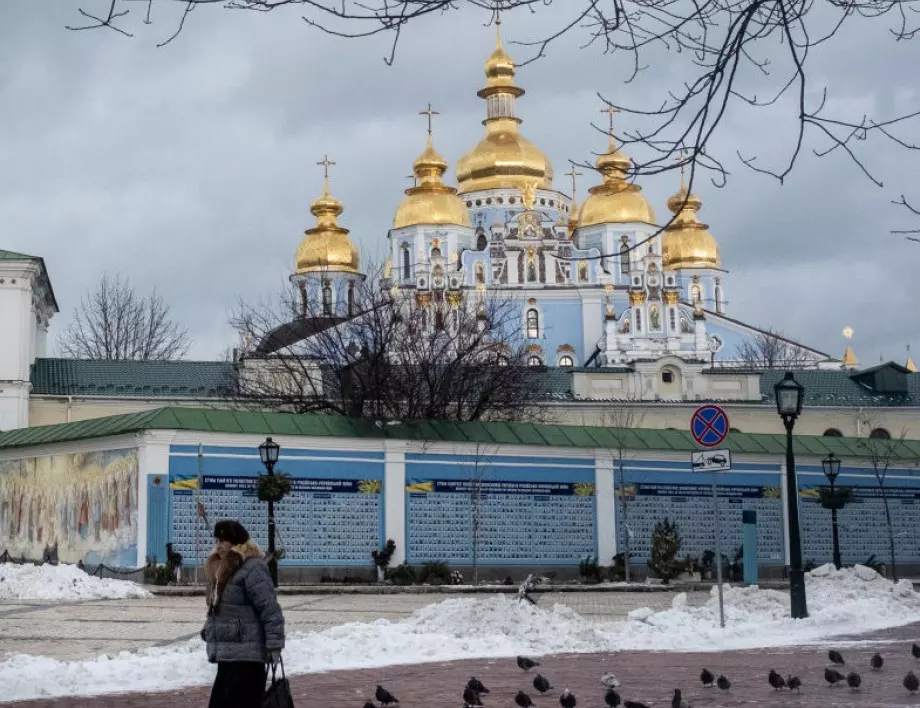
[202,520,285,708]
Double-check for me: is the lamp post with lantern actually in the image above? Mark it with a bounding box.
[821,452,847,570]
[258,436,281,587]
[774,371,808,619]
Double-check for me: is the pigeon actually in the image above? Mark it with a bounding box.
[768,670,785,690]
[515,691,535,708]
[517,656,540,671]
[604,688,621,707]
[670,688,690,708]
[716,675,730,691]
[913,643,920,659]
[467,678,489,694]
[846,672,862,692]
[559,689,576,708]
[699,668,714,687]
[828,649,845,665]
[623,702,649,708]
[906,671,920,694]
[533,675,553,695]
[825,668,845,686]
[601,673,621,689]
[870,652,883,671]
[376,686,399,706]
[463,687,483,707]
[787,676,802,692]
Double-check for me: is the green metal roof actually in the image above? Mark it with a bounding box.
[0,248,38,261]
[30,358,234,398]
[758,368,920,408]
[2,406,920,461]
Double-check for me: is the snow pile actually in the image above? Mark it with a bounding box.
[0,563,151,601]
[1,564,918,701]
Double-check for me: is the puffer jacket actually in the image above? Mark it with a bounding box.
[201,542,285,663]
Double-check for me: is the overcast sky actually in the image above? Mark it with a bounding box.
[0,2,917,365]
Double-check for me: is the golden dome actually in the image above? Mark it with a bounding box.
[456,22,553,194]
[660,176,720,269]
[394,137,471,229]
[578,137,656,227]
[295,181,360,274]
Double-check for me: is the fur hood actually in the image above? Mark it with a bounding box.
[205,540,264,612]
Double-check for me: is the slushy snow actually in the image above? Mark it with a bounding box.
[1,564,918,701]
[0,563,151,601]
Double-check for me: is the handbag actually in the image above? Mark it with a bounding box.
[263,657,295,708]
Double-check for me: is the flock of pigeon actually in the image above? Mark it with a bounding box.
[360,642,920,708]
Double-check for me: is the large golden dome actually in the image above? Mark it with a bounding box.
[661,178,720,269]
[456,23,553,194]
[295,182,360,274]
[578,136,656,227]
[394,137,471,228]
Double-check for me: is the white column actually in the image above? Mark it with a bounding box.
[136,438,171,566]
[383,440,407,565]
[595,452,617,563]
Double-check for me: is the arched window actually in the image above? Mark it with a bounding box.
[431,246,441,259]
[526,309,540,339]
[322,282,333,316]
[477,233,488,251]
[635,309,642,332]
[691,284,702,303]
[435,310,445,330]
[475,262,486,284]
[558,355,574,368]
[527,355,543,367]
[526,259,537,283]
[729,427,742,433]
[669,308,676,332]
[620,243,630,275]
[823,428,843,437]
[402,247,411,280]
[870,428,891,439]
[347,282,355,316]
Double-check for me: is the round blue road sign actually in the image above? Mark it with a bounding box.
[691,405,729,447]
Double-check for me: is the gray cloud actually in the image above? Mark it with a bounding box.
[0,2,915,366]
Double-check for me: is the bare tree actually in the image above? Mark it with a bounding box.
[230,265,546,423]
[734,329,814,370]
[857,418,909,581]
[66,1,920,230]
[58,273,191,360]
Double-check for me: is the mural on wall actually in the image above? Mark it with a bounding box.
[0,448,139,566]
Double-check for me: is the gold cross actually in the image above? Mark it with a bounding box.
[317,154,335,179]
[419,102,440,136]
[406,173,418,188]
[600,104,619,134]
[564,165,582,198]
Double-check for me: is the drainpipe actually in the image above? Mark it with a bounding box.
[66,395,73,423]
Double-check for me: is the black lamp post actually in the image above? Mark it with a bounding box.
[258,436,281,587]
[774,371,808,619]
[822,452,843,570]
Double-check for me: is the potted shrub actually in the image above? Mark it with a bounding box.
[647,517,683,584]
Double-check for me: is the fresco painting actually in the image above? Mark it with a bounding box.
[0,448,139,566]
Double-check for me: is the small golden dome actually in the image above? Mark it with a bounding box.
[660,178,720,269]
[578,137,656,227]
[295,182,360,274]
[394,137,471,229]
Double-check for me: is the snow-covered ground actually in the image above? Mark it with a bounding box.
[1,564,918,701]
[0,563,151,601]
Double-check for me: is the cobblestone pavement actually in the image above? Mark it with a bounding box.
[7,623,920,707]
[0,592,709,661]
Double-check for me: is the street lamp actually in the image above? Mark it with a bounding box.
[822,452,843,570]
[774,371,808,619]
[258,436,281,587]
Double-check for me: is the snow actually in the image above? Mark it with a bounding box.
[0,563,151,601]
[1,564,918,701]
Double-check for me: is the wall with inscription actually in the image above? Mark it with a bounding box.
[405,452,597,565]
[167,445,384,567]
[614,461,786,565]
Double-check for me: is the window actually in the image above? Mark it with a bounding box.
[635,309,642,332]
[477,233,488,251]
[620,243,630,275]
[322,282,333,316]
[526,308,540,339]
[691,284,702,303]
[559,355,574,368]
[715,284,724,313]
[431,246,441,259]
[823,428,843,437]
[475,262,486,284]
[347,282,355,316]
[526,259,537,283]
[527,355,543,367]
[402,247,411,280]
[435,310,445,330]
[669,308,676,332]
[662,371,674,384]
[870,428,891,439]
[729,427,742,433]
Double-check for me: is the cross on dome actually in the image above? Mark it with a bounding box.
[564,165,582,198]
[419,103,440,136]
[317,154,336,193]
[600,104,619,134]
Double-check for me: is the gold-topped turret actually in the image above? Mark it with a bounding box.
[660,156,720,269]
[393,104,471,229]
[578,106,656,226]
[295,156,361,274]
[456,19,553,193]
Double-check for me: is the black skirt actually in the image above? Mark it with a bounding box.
[209,661,265,708]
